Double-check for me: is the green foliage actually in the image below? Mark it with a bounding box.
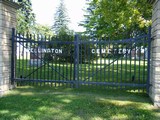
[16,0,35,33]
[81,0,152,39]
[52,0,75,62]
[34,24,53,36]
[53,0,70,36]
[49,34,74,63]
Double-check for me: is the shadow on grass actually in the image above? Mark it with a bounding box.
[0,86,159,120]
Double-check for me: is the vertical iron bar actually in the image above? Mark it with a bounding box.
[51,37,54,87]
[108,39,110,87]
[147,27,151,94]
[138,46,141,92]
[125,45,127,89]
[80,40,83,85]
[48,36,51,86]
[25,34,27,85]
[134,44,137,86]
[96,44,98,86]
[66,44,68,87]
[35,34,38,86]
[47,40,49,84]
[92,43,94,85]
[100,43,102,86]
[22,33,25,85]
[22,34,24,85]
[22,33,26,85]
[44,35,46,86]
[15,31,17,83]
[18,33,21,86]
[28,33,31,81]
[70,47,73,87]
[84,43,86,83]
[62,43,64,86]
[66,37,69,87]
[104,43,106,88]
[88,44,91,86]
[46,36,49,86]
[120,44,122,89]
[112,44,115,88]
[11,28,15,84]
[33,34,36,85]
[74,34,79,88]
[61,37,64,86]
[103,42,107,88]
[40,35,42,86]
[116,44,118,88]
[130,43,132,84]
[55,40,57,87]
[58,39,60,87]
[30,34,33,85]
[143,41,145,92]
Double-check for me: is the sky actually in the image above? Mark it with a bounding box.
[31,0,86,32]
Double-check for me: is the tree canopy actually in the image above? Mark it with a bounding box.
[16,0,35,33]
[81,0,152,39]
[34,24,53,36]
[52,0,70,36]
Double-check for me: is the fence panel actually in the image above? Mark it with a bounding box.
[78,35,150,91]
[11,28,151,91]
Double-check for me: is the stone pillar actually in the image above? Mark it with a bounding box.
[0,0,20,96]
[150,0,160,107]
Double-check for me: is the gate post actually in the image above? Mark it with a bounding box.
[74,34,79,88]
[0,0,20,96]
[149,0,160,107]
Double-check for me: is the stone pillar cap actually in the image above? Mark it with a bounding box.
[0,0,21,9]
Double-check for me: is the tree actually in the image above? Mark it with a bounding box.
[34,24,53,36]
[16,0,35,33]
[81,0,152,39]
[51,0,75,63]
[52,0,70,36]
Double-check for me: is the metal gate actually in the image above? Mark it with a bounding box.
[11,28,151,92]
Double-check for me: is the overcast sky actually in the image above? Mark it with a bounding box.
[31,0,86,32]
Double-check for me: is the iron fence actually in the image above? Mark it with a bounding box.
[11,28,151,92]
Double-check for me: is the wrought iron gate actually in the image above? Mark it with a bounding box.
[11,28,151,92]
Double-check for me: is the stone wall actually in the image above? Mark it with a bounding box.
[150,0,160,107]
[0,0,19,96]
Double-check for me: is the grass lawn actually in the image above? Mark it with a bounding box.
[0,86,159,120]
